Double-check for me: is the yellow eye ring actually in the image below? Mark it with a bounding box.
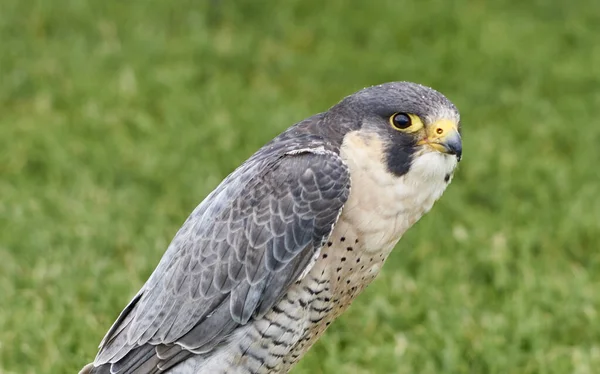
[390,113,411,129]
[389,113,424,132]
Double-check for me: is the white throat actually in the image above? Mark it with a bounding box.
[337,131,457,253]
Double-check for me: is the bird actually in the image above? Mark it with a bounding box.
[80,81,462,374]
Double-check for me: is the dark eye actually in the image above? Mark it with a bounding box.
[390,113,412,129]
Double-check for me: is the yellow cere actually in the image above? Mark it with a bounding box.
[427,119,459,141]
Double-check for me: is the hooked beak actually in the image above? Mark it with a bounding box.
[417,119,462,161]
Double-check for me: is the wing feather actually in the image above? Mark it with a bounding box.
[91,148,350,373]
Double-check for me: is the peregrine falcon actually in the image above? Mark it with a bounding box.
[81,81,462,374]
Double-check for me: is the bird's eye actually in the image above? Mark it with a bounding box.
[390,113,412,130]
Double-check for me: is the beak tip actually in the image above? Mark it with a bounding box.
[448,146,462,161]
[444,133,462,162]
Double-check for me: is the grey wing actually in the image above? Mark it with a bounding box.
[91,150,350,373]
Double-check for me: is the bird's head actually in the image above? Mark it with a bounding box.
[328,82,462,178]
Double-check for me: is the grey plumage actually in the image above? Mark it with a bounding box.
[82,82,462,374]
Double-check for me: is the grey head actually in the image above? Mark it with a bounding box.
[324,81,462,176]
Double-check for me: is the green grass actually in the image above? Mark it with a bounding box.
[1,0,600,373]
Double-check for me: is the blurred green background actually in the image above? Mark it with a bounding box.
[1,0,600,373]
